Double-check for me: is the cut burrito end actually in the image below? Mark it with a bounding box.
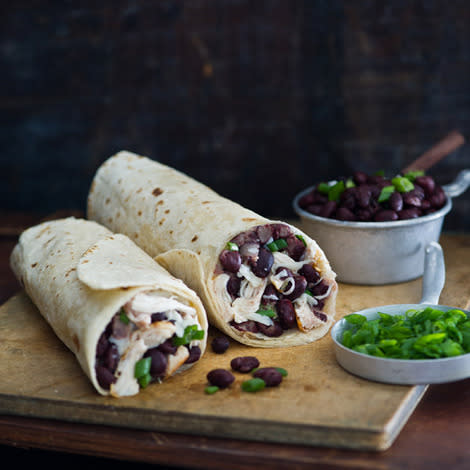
[95,289,205,397]
[211,222,337,347]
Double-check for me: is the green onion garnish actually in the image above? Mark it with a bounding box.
[135,357,152,379]
[241,378,266,393]
[328,181,345,202]
[255,307,277,318]
[403,170,425,182]
[119,308,130,325]
[267,238,288,252]
[317,182,330,195]
[173,324,205,346]
[295,234,307,246]
[275,367,288,377]
[226,242,239,251]
[205,386,219,395]
[138,373,152,388]
[392,176,414,193]
[378,185,395,203]
[341,307,470,359]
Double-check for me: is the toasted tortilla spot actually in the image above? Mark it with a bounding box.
[72,334,80,352]
[152,188,163,197]
[31,262,37,268]
[191,235,198,242]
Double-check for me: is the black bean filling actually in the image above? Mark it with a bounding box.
[95,311,201,390]
[218,223,330,338]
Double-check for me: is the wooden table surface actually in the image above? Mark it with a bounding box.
[1,211,470,470]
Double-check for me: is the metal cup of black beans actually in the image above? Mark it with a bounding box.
[293,170,453,285]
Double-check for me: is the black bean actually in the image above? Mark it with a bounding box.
[285,275,307,301]
[104,343,120,373]
[314,310,328,322]
[251,247,274,278]
[415,175,435,196]
[231,356,260,373]
[256,321,284,337]
[319,200,337,218]
[402,192,422,208]
[230,320,259,333]
[298,192,315,208]
[388,191,403,211]
[298,263,320,284]
[219,249,241,273]
[253,367,283,387]
[186,345,201,364]
[429,186,446,208]
[95,365,116,390]
[144,348,167,377]
[151,312,168,323]
[356,209,372,221]
[398,208,421,219]
[306,204,323,216]
[96,331,109,357]
[211,336,230,354]
[157,337,178,355]
[227,275,241,298]
[311,280,329,296]
[353,171,368,185]
[276,299,297,329]
[336,207,356,221]
[257,225,273,244]
[356,186,371,208]
[286,235,305,261]
[207,369,235,388]
[272,223,292,240]
[374,210,398,222]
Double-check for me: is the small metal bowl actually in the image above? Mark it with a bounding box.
[331,242,470,385]
[293,170,470,285]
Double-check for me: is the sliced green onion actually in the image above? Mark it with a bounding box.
[328,181,345,202]
[378,185,395,203]
[241,378,266,393]
[138,373,152,388]
[392,176,414,193]
[404,170,425,182]
[255,307,277,318]
[305,288,313,297]
[205,385,219,395]
[267,238,288,252]
[295,234,307,246]
[345,178,356,188]
[317,182,330,195]
[226,242,239,251]
[119,308,130,325]
[173,324,205,346]
[135,357,152,379]
[275,367,288,377]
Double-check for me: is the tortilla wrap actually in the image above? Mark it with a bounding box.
[87,151,337,347]
[10,217,208,396]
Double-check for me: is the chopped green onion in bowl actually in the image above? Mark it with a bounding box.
[340,307,470,360]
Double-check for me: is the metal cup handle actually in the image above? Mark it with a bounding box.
[419,242,446,305]
[443,169,470,198]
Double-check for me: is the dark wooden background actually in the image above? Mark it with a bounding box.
[1,1,469,230]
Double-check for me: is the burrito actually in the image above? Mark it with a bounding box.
[88,151,337,348]
[10,217,208,397]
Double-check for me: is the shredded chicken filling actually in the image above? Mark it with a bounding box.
[95,290,204,396]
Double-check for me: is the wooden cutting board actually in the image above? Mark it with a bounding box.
[0,235,468,452]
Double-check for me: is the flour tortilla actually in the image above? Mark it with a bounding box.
[87,151,337,347]
[10,217,208,395]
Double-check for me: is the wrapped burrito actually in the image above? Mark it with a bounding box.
[10,217,208,397]
[88,151,337,348]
